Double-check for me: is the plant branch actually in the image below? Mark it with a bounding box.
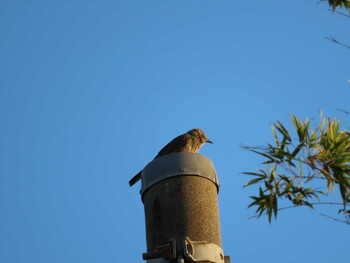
[336,108,350,115]
[328,9,350,17]
[326,36,350,49]
[248,202,348,219]
[320,213,350,225]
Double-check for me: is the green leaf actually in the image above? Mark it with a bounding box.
[294,194,303,205]
[299,160,303,180]
[274,121,291,143]
[271,126,280,148]
[290,143,304,160]
[273,193,278,219]
[244,178,265,187]
[243,171,267,178]
[247,148,277,163]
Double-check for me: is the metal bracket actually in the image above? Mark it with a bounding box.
[183,237,224,263]
[142,239,177,261]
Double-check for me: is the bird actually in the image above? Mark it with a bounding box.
[128,128,213,186]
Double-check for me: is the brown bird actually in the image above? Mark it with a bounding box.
[129,128,213,186]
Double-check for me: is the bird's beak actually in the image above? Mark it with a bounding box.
[206,139,213,144]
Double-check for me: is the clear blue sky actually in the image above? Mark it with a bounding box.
[1,1,349,263]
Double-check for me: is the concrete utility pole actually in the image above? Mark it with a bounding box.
[137,152,230,263]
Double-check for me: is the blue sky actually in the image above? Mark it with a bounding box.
[1,1,349,262]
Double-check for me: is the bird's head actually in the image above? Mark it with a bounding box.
[188,128,213,145]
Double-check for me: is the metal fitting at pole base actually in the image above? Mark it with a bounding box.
[142,239,176,261]
[183,237,224,263]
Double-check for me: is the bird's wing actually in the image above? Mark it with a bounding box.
[155,133,191,158]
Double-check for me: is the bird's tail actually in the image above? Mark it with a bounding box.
[129,170,142,187]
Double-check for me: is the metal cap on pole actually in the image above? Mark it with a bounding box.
[138,153,230,263]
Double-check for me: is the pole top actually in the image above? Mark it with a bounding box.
[140,153,219,198]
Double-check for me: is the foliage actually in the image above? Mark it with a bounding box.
[243,114,350,224]
[325,0,350,11]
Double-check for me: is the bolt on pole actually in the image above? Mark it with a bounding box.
[135,152,230,263]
